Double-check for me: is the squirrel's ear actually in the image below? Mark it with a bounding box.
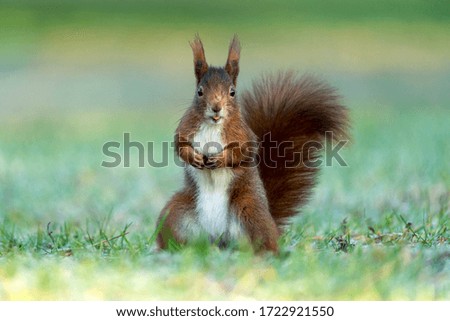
[225,35,240,85]
[190,35,208,84]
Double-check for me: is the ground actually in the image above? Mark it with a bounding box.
[0,1,448,300]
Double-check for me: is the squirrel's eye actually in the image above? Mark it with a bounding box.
[230,87,236,97]
[197,87,203,97]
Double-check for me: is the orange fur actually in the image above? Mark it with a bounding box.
[156,36,349,253]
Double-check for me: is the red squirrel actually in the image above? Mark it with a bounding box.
[156,35,349,253]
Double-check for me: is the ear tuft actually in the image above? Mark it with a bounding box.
[225,34,241,85]
[190,34,208,84]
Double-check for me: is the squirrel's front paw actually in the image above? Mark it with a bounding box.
[190,152,206,170]
[204,154,225,169]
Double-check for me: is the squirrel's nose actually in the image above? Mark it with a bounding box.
[212,105,222,113]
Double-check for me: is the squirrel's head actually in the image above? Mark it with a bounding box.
[190,35,241,125]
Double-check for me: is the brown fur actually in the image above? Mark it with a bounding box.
[156,36,349,253]
[241,72,349,225]
[190,34,208,84]
[157,184,196,249]
[225,35,240,85]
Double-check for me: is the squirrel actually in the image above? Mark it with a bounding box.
[156,35,349,253]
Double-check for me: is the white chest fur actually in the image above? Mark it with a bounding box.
[188,122,243,241]
[192,122,224,156]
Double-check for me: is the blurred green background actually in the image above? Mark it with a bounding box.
[0,0,448,300]
[1,0,449,115]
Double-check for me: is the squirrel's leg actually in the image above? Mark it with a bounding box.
[156,188,197,250]
[229,179,280,253]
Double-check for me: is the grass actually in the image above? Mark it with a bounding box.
[0,106,448,300]
[0,0,449,301]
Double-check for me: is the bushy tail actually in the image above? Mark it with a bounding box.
[241,71,350,226]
